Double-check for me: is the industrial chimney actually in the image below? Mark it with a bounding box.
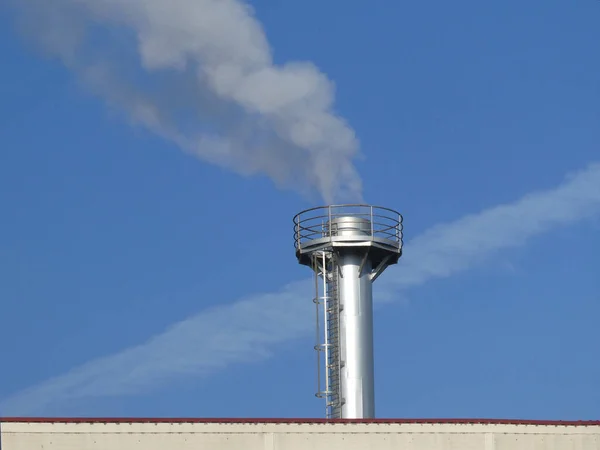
[293,205,403,419]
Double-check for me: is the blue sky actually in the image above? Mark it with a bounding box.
[0,0,599,419]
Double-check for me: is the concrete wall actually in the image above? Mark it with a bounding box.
[2,420,600,450]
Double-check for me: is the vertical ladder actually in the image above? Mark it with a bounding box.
[326,259,342,418]
[312,251,342,419]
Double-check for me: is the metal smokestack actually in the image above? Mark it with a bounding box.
[293,205,403,419]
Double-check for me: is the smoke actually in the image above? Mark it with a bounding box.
[1,162,599,415]
[9,0,362,203]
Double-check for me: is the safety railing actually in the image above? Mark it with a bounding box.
[293,204,403,251]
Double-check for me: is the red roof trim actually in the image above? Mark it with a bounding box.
[1,418,599,426]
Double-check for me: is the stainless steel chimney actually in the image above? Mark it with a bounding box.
[293,205,403,419]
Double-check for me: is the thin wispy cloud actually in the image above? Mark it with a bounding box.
[1,163,600,415]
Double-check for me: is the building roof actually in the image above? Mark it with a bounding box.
[2,418,599,426]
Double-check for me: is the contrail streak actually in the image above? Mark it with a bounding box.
[1,162,599,415]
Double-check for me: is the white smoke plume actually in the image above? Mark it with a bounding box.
[1,162,599,415]
[10,0,362,203]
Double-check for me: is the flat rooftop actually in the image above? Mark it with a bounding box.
[2,418,600,426]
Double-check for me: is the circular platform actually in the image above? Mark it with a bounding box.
[293,204,403,267]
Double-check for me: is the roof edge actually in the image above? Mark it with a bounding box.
[1,418,600,426]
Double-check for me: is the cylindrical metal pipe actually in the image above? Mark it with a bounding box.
[337,252,375,419]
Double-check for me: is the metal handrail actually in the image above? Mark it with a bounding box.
[293,204,403,251]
